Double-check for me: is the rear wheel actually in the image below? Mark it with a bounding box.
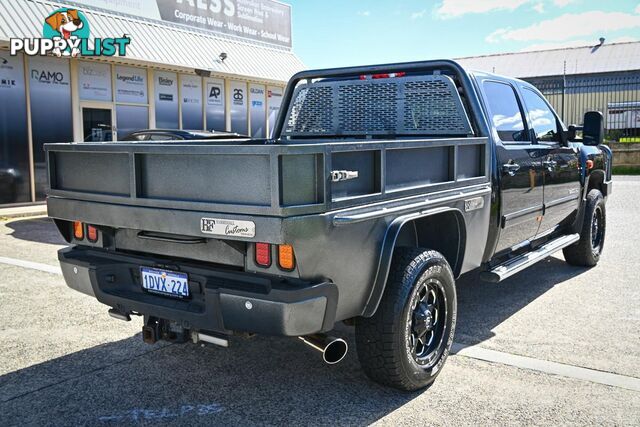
[563,189,606,267]
[355,248,456,391]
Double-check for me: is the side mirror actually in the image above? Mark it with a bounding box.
[583,111,604,146]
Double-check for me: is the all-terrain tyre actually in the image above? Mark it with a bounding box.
[563,189,606,267]
[355,248,456,391]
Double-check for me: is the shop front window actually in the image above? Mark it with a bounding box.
[154,71,178,129]
[116,105,149,139]
[29,56,73,200]
[250,84,266,138]
[230,81,248,135]
[205,78,225,131]
[181,74,203,130]
[114,65,148,139]
[0,53,30,205]
[267,86,284,138]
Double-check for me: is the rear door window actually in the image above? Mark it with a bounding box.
[483,81,529,142]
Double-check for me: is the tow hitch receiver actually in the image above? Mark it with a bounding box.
[142,316,189,344]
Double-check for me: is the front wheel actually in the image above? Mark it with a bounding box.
[355,248,456,391]
[563,189,606,267]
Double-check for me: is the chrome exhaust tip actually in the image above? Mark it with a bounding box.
[191,331,229,348]
[298,334,348,364]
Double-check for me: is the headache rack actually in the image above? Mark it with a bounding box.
[281,73,474,138]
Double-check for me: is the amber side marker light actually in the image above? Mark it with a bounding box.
[87,225,99,243]
[73,221,84,240]
[278,244,295,271]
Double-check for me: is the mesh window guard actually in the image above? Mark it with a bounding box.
[283,74,473,137]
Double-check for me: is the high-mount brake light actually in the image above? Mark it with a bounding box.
[278,244,295,271]
[360,72,406,80]
[73,221,84,240]
[255,243,272,267]
[87,225,99,242]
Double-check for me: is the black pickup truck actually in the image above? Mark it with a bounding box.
[45,60,612,391]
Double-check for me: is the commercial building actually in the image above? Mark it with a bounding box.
[0,0,304,206]
[456,41,640,138]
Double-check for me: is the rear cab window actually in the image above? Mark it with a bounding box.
[279,67,475,142]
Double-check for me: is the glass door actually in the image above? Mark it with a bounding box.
[81,105,114,142]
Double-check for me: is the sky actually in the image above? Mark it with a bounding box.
[286,0,640,69]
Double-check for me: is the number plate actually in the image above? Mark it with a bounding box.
[141,267,189,298]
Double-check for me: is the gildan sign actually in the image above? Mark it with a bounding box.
[156,0,291,48]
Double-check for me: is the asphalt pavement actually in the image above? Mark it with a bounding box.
[0,176,639,426]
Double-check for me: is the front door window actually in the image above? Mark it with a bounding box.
[82,108,113,142]
[521,88,560,143]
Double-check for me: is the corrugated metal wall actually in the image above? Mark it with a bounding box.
[527,71,640,141]
[0,0,305,83]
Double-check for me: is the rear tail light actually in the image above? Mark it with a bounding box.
[278,244,295,271]
[73,221,84,240]
[255,243,271,267]
[87,225,99,242]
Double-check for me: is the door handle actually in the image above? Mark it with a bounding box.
[502,163,520,176]
[542,160,558,171]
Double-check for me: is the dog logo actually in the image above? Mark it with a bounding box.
[42,9,89,57]
[10,8,129,58]
[43,8,89,57]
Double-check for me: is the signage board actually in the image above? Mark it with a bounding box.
[79,61,112,101]
[155,70,179,128]
[250,83,266,137]
[115,65,147,103]
[72,0,292,48]
[230,80,247,134]
[206,78,225,131]
[181,74,203,130]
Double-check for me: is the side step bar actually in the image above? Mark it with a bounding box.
[480,233,580,283]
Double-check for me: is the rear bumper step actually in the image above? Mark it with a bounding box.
[58,246,338,336]
[480,233,580,283]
